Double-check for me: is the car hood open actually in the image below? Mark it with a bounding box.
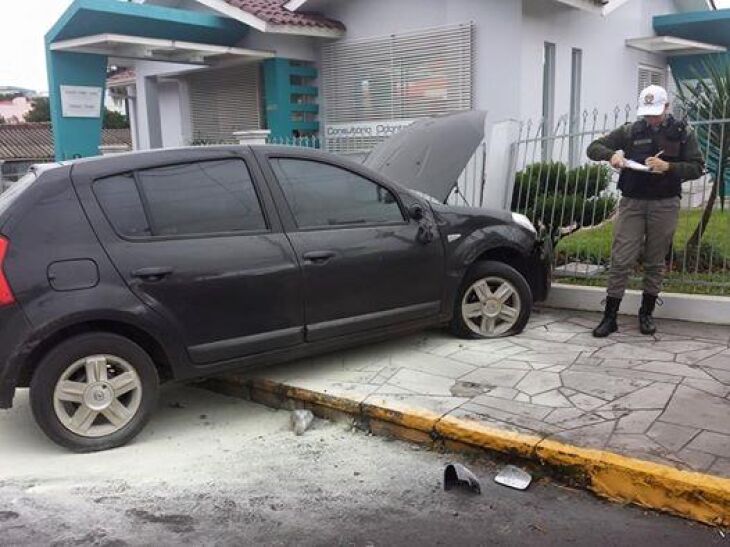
[363,110,487,203]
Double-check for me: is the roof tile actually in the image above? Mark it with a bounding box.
[222,0,345,32]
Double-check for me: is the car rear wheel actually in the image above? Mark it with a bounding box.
[30,333,159,452]
[450,261,532,339]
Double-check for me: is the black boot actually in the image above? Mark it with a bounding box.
[593,296,621,338]
[639,293,658,335]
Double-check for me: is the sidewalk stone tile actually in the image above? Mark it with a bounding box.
[562,371,648,400]
[686,431,730,457]
[531,390,573,408]
[459,367,528,389]
[484,387,519,400]
[676,347,727,365]
[573,366,681,385]
[515,394,531,402]
[681,378,730,398]
[661,386,730,435]
[544,365,568,373]
[614,410,662,434]
[607,434,672,459]
[646,422,699,452]
[374,384,418,396]
[593,343,675,362]
[469,395,553,421]
[283,379,380,403]
[516,371,562,395]
[655,321,730,342]
[513,338,593,354]
[633,340,719,354]
[566,333,617,348]
[675,448,716,472]
[547,421,616,449]
[698,352,730,372]
[600,359,647,369]
[512,351,581,366]
[709,458,730,477]
[568,392,607,412]
[545,321,588,333]
[634,362,713,380]
[545,409,608,429]
[703,367,730,384]
[521,328,577,343]
[388,369,457,396]
[448,350,513,367]
[390,351,476,379]
[606,383,676,411]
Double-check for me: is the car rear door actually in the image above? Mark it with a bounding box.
[254,149,444,342]
[73,148,304,365]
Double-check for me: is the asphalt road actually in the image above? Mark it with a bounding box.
[0,384,724,546]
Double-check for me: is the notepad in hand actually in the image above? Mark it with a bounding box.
[623,159,651,172]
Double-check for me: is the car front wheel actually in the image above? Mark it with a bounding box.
[450,261,533,339]
[30,333,159,452]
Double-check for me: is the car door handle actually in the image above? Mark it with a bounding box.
[131,267,174,281]
[302,251,336,264]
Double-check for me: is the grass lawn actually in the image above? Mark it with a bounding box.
[557,209,730,262]
[555,209,730,296]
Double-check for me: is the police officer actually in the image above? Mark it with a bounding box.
[587,85,704,337]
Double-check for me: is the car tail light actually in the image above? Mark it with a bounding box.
[0,236,15,307]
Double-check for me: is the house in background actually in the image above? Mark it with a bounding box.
[45,0,721,161]
[0,96,34,125]
[0,123,131,187]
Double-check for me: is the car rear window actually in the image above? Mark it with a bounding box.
[94,159,267,238]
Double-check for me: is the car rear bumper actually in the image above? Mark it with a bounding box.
[527,235,553,303]
[0,304,32,409]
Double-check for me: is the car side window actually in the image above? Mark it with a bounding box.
[94,159,267,238]
[270,158,405,229]
[94,173,151,237]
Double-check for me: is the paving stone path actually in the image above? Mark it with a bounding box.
[243,308,730,477]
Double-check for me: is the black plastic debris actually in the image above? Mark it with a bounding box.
[444,463,481,494]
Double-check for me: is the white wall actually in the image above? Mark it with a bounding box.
[520,0,676,125]
[158,80,185,148]
[322,0,524,124]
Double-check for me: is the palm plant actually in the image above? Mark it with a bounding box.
[676,58,729,249]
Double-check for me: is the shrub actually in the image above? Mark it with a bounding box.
[512,161,615,229]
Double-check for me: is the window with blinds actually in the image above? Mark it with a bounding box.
[186,64,262,144]
[321,23,474,153]
[638,65,666,95]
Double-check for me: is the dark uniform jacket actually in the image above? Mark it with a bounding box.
[586,115,704,200]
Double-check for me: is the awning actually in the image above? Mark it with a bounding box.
[626,35,726,56]
[51,33,274,65]
[654,9,730,50]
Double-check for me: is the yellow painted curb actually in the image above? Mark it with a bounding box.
[229,376,730,526]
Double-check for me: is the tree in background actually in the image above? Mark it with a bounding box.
[0,115,6,125]
[24,97,51,123]
[677,59,729,249]
[103,109,130,129]
[22,96,129,128]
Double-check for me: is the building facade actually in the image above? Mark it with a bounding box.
[46,0,720,160]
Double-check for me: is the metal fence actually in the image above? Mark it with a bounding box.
[507,106,729,295]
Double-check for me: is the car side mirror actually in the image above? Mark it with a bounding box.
[408,204,424,221]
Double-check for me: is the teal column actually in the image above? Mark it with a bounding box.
[46,49,108,161]
[263,58,319,139]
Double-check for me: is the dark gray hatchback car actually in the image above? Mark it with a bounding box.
[0,114,551,451]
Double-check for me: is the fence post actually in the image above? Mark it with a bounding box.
[483,120,521,210]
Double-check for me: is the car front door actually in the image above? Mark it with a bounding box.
[74,150,304,365]
[257,152,444,342]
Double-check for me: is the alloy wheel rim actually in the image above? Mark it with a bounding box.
[461,276,521,337]
[53,355,142,438]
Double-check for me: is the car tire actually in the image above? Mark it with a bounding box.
[450,260,533,339]
[29,333,159,453]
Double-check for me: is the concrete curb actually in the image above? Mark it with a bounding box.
[544,283,730,325]
[203,375,730,527]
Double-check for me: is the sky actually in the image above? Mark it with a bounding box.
[3,0,730,93]
[0,1,71,93]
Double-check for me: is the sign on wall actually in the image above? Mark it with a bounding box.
[60,85,103,118]
[325,119,417,139]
